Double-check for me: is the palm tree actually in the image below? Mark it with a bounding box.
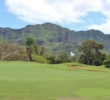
[26,37,35,61]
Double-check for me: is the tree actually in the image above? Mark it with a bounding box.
[26,37,35,46]
[56,53,70,63]
[78,40,104,65]
[26,37,44,62]
[40,46,46,56]
[0,42,26,60]
[103,57,110,68]
[34,44,40,55]
[103,55,110,68]
[26,37,35,61]
[45,54,56,64]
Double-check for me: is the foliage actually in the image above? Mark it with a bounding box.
[103,55,110,68]
[71,56,78,62]
[78,39,105,65]
[44,53,71,64]
[56,53,70,63]
[1,23,110,55]
[34,44,40,55]
[32,54,48,64]
[79,52,107,66]
[26,37,39,61]
[44,54,56,64]
[26,37,35,46]
[26,45,35,61]
[0,42,27,61]
[40,46,46,56]
[6,53,27,61]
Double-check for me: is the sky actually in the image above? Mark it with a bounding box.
[1,0,110,34]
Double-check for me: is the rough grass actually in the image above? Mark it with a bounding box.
[0,61,110,100]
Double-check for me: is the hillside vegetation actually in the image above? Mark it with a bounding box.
[0,23,110,55]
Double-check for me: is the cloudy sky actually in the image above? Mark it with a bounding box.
[1,0,110,34]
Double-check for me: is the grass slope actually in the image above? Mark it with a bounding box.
[0,61,110,100]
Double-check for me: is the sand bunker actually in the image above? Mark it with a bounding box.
[59,97,79,100]
[68,65,107,73]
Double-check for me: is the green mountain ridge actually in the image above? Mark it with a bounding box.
[0,22,110,55]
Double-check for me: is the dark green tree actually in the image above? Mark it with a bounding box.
[56,53,70,63]
[78,39,104,65]
[103,54,110,68]
[40,46,46,56]
[45,54,56,64]
[103,58,110,68]
[34,44,40,55]
[26,37,35,46]
[26,37,35,61]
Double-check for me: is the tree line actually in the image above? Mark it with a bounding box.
[0,37,110,68]
[0,37,73,64]
[26,37,74,64]
[78,39,110,68]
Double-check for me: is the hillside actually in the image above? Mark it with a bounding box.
[76,29,110,52]
[0,22,110,55]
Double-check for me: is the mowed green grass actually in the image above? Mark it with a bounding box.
[0,61,110,100]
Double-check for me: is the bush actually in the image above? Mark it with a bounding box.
[56,53,70,63]
[103,58,110,68]
[44,55,56,64]
[6,53,28,61]
[32,54,48,64]
[0,42,27,61]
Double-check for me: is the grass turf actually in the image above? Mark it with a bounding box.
[0,61,110,100]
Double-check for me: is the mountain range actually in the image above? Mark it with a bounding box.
[0,22,110,55]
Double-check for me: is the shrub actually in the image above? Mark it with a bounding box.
[44,55,56,64]
[0,42,27,61]
[6,53,28,61]
[32,54,48,64]
[103,58,110,68]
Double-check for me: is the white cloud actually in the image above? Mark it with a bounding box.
[88,19,110,34]
[5,0,110,33]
